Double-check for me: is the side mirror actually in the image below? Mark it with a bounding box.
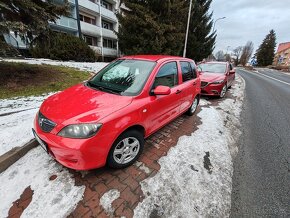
[153,85,171,95]
[229,70,235,74]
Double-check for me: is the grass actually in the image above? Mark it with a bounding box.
[0,62,91,99]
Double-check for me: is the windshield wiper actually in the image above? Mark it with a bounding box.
[86,82,121,95]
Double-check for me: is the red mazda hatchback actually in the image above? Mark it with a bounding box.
[198,61,235,98]
[33,55,201,170]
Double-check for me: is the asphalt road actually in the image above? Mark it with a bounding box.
[230,68,290,217]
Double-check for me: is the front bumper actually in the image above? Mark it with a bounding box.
[201,82,224,96]
[33,116,112,170]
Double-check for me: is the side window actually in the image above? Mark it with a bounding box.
[154,62,178,88]
[190,62,197,79]
[180,61,195,82]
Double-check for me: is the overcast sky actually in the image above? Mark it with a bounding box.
[210,0,290,55]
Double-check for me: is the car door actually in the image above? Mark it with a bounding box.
[229,63,235,85]
[146,61,183,134]
[179,61,199,112]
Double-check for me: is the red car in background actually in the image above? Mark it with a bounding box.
[198,61,235,98]
[33,55,201,170]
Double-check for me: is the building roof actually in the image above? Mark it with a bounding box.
[277,42,290,53]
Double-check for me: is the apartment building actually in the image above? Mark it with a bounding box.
[4,0,120,61]
[78,0,119,61]
[273,42,290,67]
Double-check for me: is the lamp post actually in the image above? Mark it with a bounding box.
[213,16,226,33]
[183,0,193,57]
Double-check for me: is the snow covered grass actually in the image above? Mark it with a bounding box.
[3,58,108,73]
[0,94,53,156]
[0,147,85,217]
[134,75,245,217]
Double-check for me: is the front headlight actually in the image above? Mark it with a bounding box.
[58,123,102,139]
[212,80,224,84]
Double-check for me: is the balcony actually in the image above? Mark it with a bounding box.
[89,46,102,55]
[53,0,75,5]
[101,7,117,21]
[79,0,100,14]
[102,28,117,39]
[52,16,78,31]
[81,21,102,37]
[103,48,118,57]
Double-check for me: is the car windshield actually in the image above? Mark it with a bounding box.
[198,63,226,74]
[87,59,156,96]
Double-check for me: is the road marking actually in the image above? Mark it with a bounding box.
[240,69,290,86]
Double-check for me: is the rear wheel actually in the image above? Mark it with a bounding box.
[220,84,227,98]
[186,96,199,116]
[107,130,144,168]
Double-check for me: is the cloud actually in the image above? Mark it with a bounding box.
[210,0,290,54]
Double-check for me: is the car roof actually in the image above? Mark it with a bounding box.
[201,61,228,65]
[120,55,193,63]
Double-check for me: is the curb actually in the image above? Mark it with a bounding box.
[0,139,38,173]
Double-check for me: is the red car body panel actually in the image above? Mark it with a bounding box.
[33,55,201,170]
[199,61,235,96]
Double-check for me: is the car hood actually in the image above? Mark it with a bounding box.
[200,72,225,82]
[40,83,133,125]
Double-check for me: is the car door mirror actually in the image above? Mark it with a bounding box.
[229,70,235,74]
[153,85,171,95]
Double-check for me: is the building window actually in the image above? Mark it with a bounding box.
[79,13,96,25]
[84,35,98,46]
[102,20,113,30]
[103,38,117,49]
[101,0,113,11]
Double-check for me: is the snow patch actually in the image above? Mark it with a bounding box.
[134,75,245,217]
[100,189,120,216]
[135,161,151,174]
[3,58,108,73]
[0,147,85,217]
[0,94,53,156]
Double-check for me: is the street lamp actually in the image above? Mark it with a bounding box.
[213,16,226,33]
[183,0,193,57]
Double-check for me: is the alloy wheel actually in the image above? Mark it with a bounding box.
[220,85,227,98]
[113,137,140,164]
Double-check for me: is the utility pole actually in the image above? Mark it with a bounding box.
[183,0,193,58]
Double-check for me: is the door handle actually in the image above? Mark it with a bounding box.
[176,90,182,94]
[193,81,197,85]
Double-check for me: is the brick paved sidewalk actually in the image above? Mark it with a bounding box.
[7,109,202,218]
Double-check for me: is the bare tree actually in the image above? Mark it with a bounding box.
[240,41,254,66]
[233,46,243,66]
[215,50,225,61]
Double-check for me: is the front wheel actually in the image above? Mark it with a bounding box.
[107,130,144,168]
[220,84,227,98]
[186,96,199,116]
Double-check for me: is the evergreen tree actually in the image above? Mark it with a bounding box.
[0,0,69,40]
[117,0,188,55]
[186,0,216,61]
[256,30,276,66]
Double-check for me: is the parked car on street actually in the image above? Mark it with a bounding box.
[198,61,235,97]
[32,55,201,170]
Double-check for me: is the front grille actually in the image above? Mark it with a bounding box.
[38,112,56,133]
[201,81,208,88]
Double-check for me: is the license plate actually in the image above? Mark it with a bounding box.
[32,129,48,153]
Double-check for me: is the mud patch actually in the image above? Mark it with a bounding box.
[203,152,213,174]
[8,186,34,217]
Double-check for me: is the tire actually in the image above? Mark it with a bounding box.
[186,96,199,116]
[220,84,227,98]
[107,129,144,168]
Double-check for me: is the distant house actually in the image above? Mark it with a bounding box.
[273,42,290,66]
